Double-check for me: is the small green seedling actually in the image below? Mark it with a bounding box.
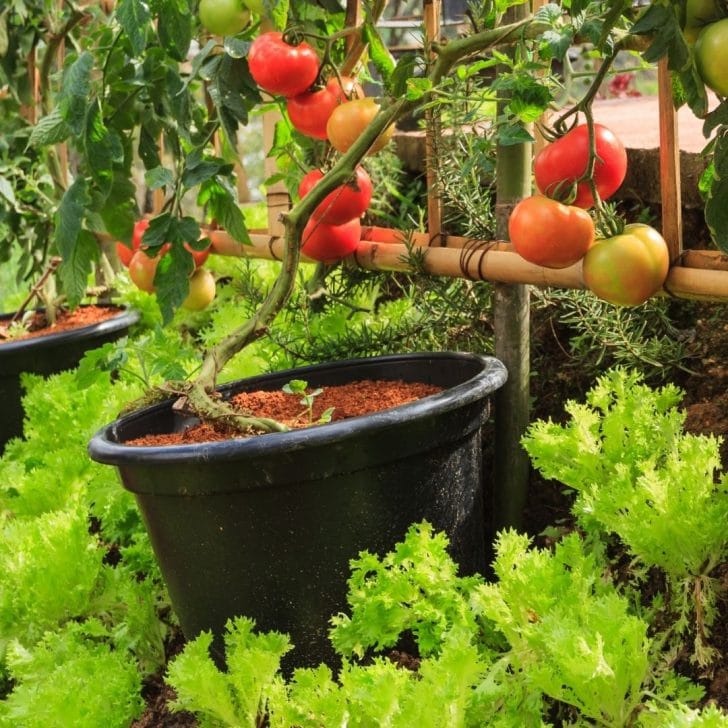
[282,379,335,425]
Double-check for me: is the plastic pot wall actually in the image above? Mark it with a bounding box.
[0,306,140,452]
[89,352,507,668]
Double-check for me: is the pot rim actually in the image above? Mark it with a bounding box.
[88,351,507,466]
[0,304,140,356]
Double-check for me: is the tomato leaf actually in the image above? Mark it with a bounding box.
[58,52,93,135]
[154,236,195,324]
[115,0,151,57]
[29,108,72,148]
[703,101,728,138]
[84,101,117,199]
[145,166,174,191]
[142,213,173,252]
[498,123,534,146]
[271,0,290,32]
[58,230,99,307]
[100,174,138,243]
[705,130,728,254]
[155,0,192,62]
[200,178,251,245]
[363,23,395,89]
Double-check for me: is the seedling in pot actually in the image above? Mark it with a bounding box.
[282,379,335,426]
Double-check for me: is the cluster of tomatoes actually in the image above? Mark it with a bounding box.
[247,31,394,263]
[117,221,217,311]
[508,123,670,307]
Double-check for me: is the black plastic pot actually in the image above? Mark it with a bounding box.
[88,352,507,668]
[0,305,140,452]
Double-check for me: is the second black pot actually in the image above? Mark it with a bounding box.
[89,352,507,669]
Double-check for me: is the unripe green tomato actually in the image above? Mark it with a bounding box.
[682,0,723,44]
[582,223,670,307]
[198,0,250,36]
[241,0,266,14]
[694,19,728,96]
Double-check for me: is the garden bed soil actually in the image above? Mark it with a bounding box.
[0,305,124,343]
[126,380,443,446]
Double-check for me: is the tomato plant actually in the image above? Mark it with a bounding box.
[508,196,595,269]
[298,166,372,225]
[198,0,250,36]
[582,223,670,306]
[301,218,361,263]
[182,268,216,310]
[248,32,320,98]
[116,219,150,267]
[694,19,728,96]
[287,77,363,140]
[326,98,394,155]
[534,124,627,209]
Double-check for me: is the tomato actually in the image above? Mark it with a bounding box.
[298,166,372,225]
[508,196,595,269]
[184,241,211,269]
[582,223,670,306]
[128,249,161,293]
[326,98,394,156]
[534,123,627,209]
[182,268,216,310]
[287,76,364,140]
[248,32,319,98]
[240,0,265,15]
[116,219,149,267]
[301,217,361,263]
[683,0,723,43]
[694,19,728,96]
[198,0,250,35]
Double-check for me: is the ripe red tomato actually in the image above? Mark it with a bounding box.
[508,196,595,268]
[128,249,161,293]
[182,268,216,310]
[198,0,250,36]
[534,124,627,209]
[301,217,361,263]
[298,166,372,225]
[116,219,150,267]
[287,76,364,140]
[326,98,394,156]
[248,32,319,98]
[694,19,728,96]
[184,241,211,269]
[582,223,670,306]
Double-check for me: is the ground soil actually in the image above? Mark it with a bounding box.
[0,305,123,343]
[126,380,443,446]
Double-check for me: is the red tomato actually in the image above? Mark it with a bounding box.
[298,166,372,225]
[582,223,670,306]
[116,219,149,267]
[287,76,364,140]
[248,32,319,98]
[128,249,161,293]
[301,217,361,263]
[184,241,211,269]
[508,196,595,269]
[534,124,627,209]
[326,98,394,156]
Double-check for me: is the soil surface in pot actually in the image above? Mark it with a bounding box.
[127,380,443,446]
[0,305,124,343]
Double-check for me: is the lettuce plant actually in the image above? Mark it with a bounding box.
[522,368,728,666]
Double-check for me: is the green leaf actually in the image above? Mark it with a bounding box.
[142,212,173,251]
[363,24,395,88]
[59,52,94,135]
[154,232,195,323]
[115,0,151,56]
[182,159,231,189]
[100,173,137,242]
[202,178,250,245]
[705,133,728,254]
[703,100,728,138]
[145,166,174,190]
[139,124,162,170]
[54,178,89,261]
[390,53,420,98]
[0,9,8,57]
[209,55,260,148]
[271,0,290,32]
[156,0,192,61]
[405,77,432,101]
[29,108,72,147]
[223,37,251,60]
[539,29,573,62]
[0,175,16,207]
[58,229,98,306]
[84,101,115,198]
[498,123,534,146]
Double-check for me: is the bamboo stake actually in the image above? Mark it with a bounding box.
[658,57,683,260]
[424,0,443,246]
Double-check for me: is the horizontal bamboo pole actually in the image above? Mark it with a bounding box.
[207,229,728,302]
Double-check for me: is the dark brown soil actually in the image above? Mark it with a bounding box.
[0,305,123,343]
[126,380,443,447]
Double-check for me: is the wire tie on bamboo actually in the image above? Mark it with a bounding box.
[458,239,498,281]
[268,236,282,261]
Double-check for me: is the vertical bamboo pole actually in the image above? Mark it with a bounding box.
[492,2,532,533]
[56,0,69,186]
[424,0,443,246]
[657,57,682,260]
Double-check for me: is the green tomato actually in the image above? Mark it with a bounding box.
[241,0,266,15]
[683,0,722,43]
[198,0,250,36]
[694,18,728,96]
